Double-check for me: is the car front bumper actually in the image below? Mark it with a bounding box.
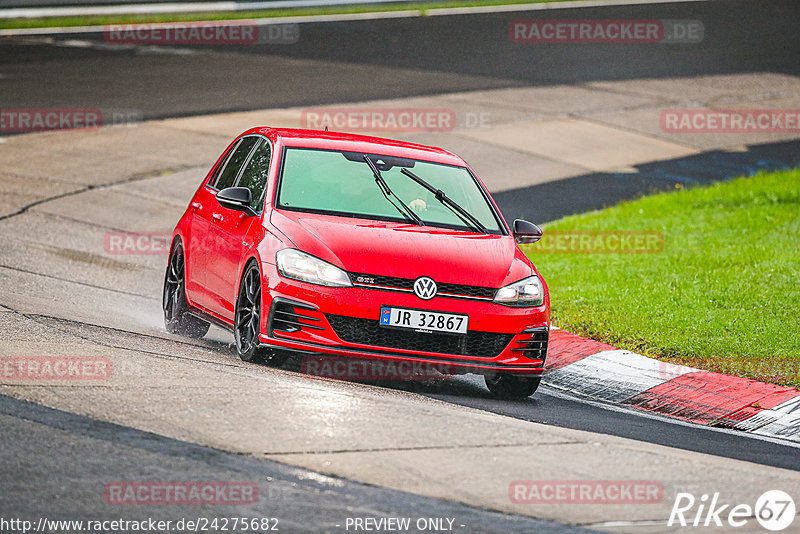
[258,268,550,376]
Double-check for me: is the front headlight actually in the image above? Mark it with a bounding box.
[276,249,352,287]
[494,275,544,307]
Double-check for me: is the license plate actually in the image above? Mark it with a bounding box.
[379,306,468,335]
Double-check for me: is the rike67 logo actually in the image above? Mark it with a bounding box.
[669,490,795,531]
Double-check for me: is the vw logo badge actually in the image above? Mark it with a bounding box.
[413,276,437,300]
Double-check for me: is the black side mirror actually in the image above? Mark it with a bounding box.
[216,187,256,217]
[513,219,543,244]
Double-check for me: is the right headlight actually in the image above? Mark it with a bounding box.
[276,249,352,287]
[494,275,544,307]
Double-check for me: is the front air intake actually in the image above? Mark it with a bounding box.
[268,298,324,334]
[325,314,513,358]
[510,327,549,361]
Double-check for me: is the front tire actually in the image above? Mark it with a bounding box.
[234,262,287,366]
[484,373,541,400]
[163,240,210,338]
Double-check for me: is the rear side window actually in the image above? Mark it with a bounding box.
[206,142,236,187]
[236,139,272,211]
[212,136,259,190]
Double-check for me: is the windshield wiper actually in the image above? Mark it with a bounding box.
[400,168,487,233]
[363,155,423,225]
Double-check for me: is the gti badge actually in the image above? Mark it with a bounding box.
[413,276,437,300]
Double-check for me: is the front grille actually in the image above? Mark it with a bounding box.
[326,314,513,358]
[510,328,549,361]
[437,282,496,299]
[351,273,413,290]
[349,272,496,300]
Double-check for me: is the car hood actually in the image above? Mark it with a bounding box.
[270,210,534,288]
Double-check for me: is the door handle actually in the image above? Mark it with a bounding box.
[212,213,223,223]
[191,202,202,211]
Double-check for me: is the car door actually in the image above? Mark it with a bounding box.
[206,136,273,321]
[194,136,260,316]
[185,140,240,310]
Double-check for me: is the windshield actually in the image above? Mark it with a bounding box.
[276,147,504,234]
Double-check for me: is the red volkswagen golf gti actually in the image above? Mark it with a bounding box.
[164,128,549,398]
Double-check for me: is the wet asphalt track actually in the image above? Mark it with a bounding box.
[2,0,800,223]
[1,0,800,530]
[1,0,799,118]
[0,394,593,533]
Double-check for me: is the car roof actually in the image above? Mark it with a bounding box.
[243,127,466,167]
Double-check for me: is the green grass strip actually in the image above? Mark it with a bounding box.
[1,0,579,30]
[523,168,800,388]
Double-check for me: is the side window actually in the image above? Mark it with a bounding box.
[236,139,272,211]
[212,136,259,190]
[206,142,237,187]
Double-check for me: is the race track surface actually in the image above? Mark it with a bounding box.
[1,1,800,532]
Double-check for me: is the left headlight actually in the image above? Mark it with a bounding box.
[276,249,352,287]
[494,275,544,307]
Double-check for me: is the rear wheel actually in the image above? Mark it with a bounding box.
[234,262,287,366]
[484,373,541,400]
[163,240,210,338]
